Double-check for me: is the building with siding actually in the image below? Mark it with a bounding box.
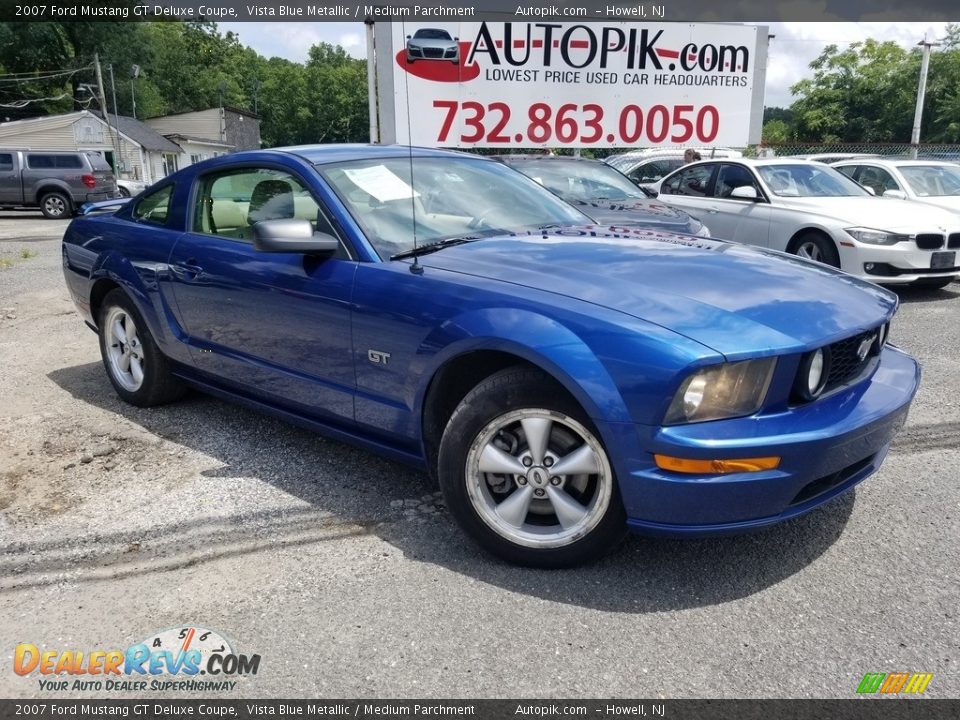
[144,107,261,152]
[0,106,260,185]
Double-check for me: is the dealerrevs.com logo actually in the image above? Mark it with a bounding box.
[14,626,260,693]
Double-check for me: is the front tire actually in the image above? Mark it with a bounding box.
[40,191,71,219]
[97,289,185,407]
[791,232,840,268]
[438,367,627,568]
[118,186,131,198]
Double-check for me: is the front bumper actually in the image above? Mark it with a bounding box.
[839,240,960,284]
[601,344,919,536]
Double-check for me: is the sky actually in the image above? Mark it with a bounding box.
[218,21,950,109]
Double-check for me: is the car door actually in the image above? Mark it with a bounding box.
[700,163,772,247]
[657,163,717,217]
[854,164,904,198]
[166,164,358,422]
[0,152,21,203]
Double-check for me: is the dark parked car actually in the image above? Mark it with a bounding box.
[63,145,919,567]
[498,155,710,236]
[0,149,119,218]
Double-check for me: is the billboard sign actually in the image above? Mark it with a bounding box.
[377,21,768,148]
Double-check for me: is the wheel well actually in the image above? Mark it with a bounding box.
[89,279,120,327]
[786,228,834,254]
[420,351,575,481]
[35,185,71,205]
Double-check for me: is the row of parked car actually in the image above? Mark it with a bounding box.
[495,149,960,289]
[0,149,145,219]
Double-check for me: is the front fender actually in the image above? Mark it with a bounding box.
[411,308,634,425]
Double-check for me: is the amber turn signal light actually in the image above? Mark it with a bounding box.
[654,454,781,474]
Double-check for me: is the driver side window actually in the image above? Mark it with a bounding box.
[715,164,762,199]
[192,167,338,243]
[661,165,714,197]
[856,166,900,196]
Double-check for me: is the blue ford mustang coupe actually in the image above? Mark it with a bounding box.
[62,145,920,567]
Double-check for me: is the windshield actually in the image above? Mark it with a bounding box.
[319,156,589,259]
[512,160,642,202]
[898,165,960,196]
[757,164,871,197]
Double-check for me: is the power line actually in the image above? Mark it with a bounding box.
[0,65,94,84]
[0,93,95,109]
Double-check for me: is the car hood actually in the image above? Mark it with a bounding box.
[570,197,702,233]
[415,228,897,358]
[912,195,960,213]
[774,195,960,231]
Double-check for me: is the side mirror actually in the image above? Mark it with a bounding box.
[862,186,876,196]
[730,185,759,200]
[883,189,907,199]
[454,37,459,41]
[252,219,339,255]
[406,35,411,39]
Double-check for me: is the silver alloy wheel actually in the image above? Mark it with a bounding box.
[104,306,145,392]
[43,195,67,217]
[465,409,613,549]
[796,240,823,262]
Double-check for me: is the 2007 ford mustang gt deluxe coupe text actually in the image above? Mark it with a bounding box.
[62,145,920,567]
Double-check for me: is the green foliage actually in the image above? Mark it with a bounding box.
[788,31,960,144]
[0,21,369,147]
[761,119,791,144]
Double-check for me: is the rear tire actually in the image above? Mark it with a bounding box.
[911,277,954,290]
[791,232,840,268]
[40,191,71,220]
[437,367,627,568]
[97,288,185,407]
[118,186,131,198]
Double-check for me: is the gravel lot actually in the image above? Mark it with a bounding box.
[0,210,957,699]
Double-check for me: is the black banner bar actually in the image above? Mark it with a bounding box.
[1,700,959,719]
[2,0,960,22]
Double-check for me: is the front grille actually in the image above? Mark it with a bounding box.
[423,47,444,58]
[948,233,960,249]
[916,233,944,249]
[824,329,881,392]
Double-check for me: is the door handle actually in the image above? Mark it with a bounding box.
[172,259,204,280]
[707,206,720,214]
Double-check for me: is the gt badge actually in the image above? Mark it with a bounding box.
[368,350,391,365]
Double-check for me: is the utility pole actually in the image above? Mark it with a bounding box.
[130,64,140,119]
[107,64,122,174]
[910,33,941,159]
[94,53,120,171]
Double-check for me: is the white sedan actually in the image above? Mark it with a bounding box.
[653,158,960,289]
[831,158,960,214]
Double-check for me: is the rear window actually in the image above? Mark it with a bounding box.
[27,154,84,170]
[133,184,174,226]
[86,152,112,171]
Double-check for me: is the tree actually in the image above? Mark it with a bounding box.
[761,119,791,144]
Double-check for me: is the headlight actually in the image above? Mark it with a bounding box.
[664,358,777,425]
[844,227,909,245]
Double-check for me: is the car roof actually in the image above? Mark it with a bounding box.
[687,157,831,167]
[263,144,484,165]
[831,157,958,167]
[499,155,602,165]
